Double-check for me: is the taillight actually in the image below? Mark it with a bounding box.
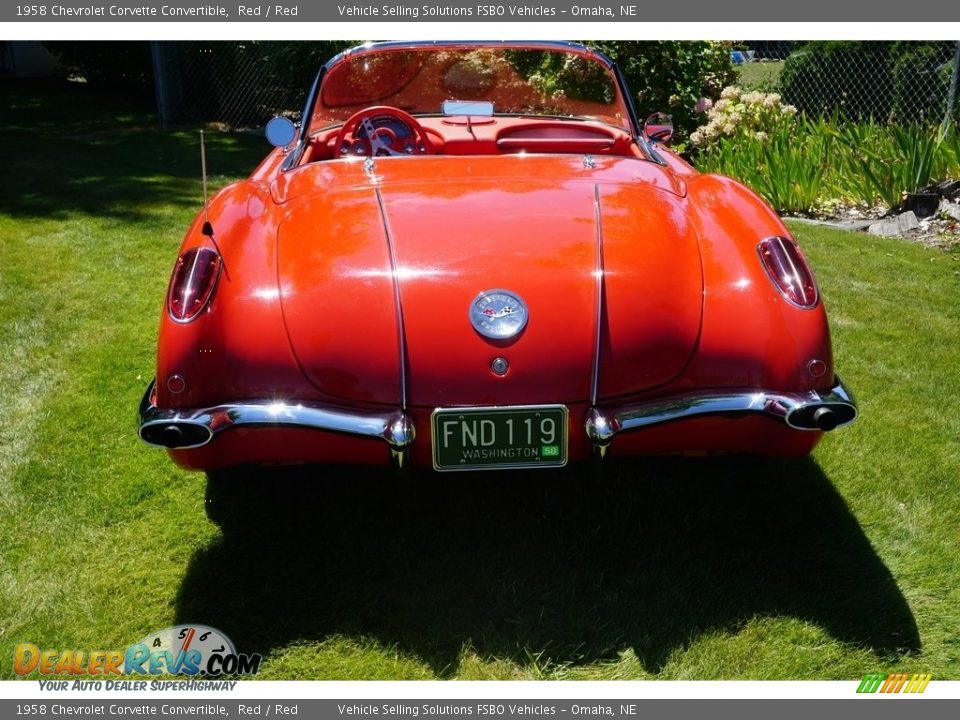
[168,247,221,322]
[757,236,819,308]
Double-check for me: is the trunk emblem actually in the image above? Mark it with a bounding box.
[470,289,528,340]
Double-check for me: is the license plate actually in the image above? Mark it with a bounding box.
[431,405,568,471]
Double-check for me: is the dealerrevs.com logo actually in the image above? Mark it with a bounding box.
[14,625,261,677]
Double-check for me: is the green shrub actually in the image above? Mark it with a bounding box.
[835,121,949,208]
[780,41,956,123]
[891,41,956,123]
[780,41,893,120]
[694,114,960,214]
[587,41,737,141]
[42,41,154,97]
[695,116,831,215]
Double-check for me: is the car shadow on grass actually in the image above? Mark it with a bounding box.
[174,456,919,677]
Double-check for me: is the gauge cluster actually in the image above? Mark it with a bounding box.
[339,114,426,157]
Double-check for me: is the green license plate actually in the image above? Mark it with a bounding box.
[431,405,568,471]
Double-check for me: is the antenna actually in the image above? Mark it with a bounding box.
[200,130,214,237]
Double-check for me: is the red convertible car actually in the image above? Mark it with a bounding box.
[139,41,856,472]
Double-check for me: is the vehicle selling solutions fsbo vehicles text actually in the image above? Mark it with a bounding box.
[335,5,639,18]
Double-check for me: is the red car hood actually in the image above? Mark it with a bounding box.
[276,159,702,407]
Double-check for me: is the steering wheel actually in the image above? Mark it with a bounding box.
[334,106,434,157]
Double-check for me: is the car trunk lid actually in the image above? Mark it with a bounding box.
[276,159,702,407]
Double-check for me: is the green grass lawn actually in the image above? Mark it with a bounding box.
[736,60,784,92]
[1,80,959,681]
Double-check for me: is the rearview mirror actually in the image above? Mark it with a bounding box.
[442,100,495,117]
[643,112,674,144]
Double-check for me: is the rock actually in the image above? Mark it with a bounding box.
[939,200,960,222]
[836,219,877,232]
[933,179,960,201]
[868,211,920,237]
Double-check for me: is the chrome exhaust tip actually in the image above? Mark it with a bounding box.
[813,407,838,432]
[160,425,182,448]
[784,383,857,431]
[140,421,214,449]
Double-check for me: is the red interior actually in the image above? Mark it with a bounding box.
[298,115,641,164]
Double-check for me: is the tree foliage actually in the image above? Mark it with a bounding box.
[588,41,737,140]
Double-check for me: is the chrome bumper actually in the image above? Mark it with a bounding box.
[137,381,416,467]
[585,376,857,454]
[139,376,855,466]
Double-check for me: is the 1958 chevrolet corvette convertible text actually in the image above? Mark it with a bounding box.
[138,41,857,472]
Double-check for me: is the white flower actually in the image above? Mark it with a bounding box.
[720,86,741,100]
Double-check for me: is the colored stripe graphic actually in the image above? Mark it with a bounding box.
[858,673,931,694]
[908,674,932,693]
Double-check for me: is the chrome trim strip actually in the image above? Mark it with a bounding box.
[138,380,415,454]
[585,376,857,445]
[374,187,410,411]
[589,184,606,408]
[610,61,643,146]
[314,41,642,147]
[324,41,617,74]
[281,64,326,171]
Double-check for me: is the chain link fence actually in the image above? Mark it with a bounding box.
[149,40,960,130]
[738,40,960,126]
[153,41,354,129]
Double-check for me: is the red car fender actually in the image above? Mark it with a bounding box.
[682,173,833,394]
[155,180,312,410]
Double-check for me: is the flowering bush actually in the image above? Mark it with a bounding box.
[587,41,737,142]
[690,86,798,147]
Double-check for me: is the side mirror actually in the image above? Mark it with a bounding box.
[265,116,297,149]
[643,112,674,144]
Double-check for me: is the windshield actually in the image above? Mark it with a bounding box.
[310,45,632,133]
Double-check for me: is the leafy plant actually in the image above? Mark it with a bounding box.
[695,117,831,215]
[833,121,943,208]
[780,41,893,121]
[693,114,960,213]
[779,41,955,123]
[42,41,154,98]
[587,41,737,142]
